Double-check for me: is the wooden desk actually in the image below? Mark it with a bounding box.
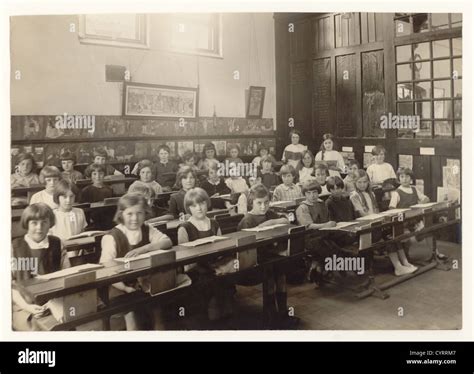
[310,202,460,299]
[17,224,302,331]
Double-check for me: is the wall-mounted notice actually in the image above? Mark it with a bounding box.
[420,147,435,155]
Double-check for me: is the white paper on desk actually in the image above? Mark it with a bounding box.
[36,263,104,280]
[356,213,386,221]
[218,194,231,198]
[180,235,228,247]
[380,208,411,216]
[67,230,106,240]
[410,202,439,209]
[269,200,292,207]
[114,249,170,262]
[319,222,358,231]
[242,223,287,232]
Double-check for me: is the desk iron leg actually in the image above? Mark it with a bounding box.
[262,265,275,329]
[430,236,452,271]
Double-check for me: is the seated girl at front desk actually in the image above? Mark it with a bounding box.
[237,184,298,329]
[389,167,446,261]
[100,193,172,330]
[12,203,70,331]
[350,170,416,276]
[177,188,234,320]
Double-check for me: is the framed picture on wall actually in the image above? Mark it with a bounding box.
[123,82,199,119]
[78,14,149,49]
[246,86,266,119]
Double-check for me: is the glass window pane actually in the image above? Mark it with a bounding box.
[434,121,452,138]
[454,121,461,137]
[454,100,462,119]
[397,63,412,81]
[415,101,431,119]
[413,14,429,33]
[433,80,451,98]
[451,14,462,28]
[397,102,413,115]
[414,61,431,80]
[433,59,450,78]
[413,42,430,60]
[414,81,431,99]
[434,100,452,118]
[396,45,412,63]
[453,58,462,77]
[452,38,462,55]
[395,17,412,36]
[431,13,449,30]
[454,79,462,98]
[432,39,450,58]
[416,121,432,138]
[397,83,413,100]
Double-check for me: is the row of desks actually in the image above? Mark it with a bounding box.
[15,201,460,331]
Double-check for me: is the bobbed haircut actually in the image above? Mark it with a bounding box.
[21,203,55,230]
[53,179,80,204]
[113,193,152,224]
[183,187,211,214]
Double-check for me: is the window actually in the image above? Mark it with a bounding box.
[394,13,462,36]
[168,14,222,58]
[395,37,462,138]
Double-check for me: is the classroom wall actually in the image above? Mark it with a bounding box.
[10,14,276,119]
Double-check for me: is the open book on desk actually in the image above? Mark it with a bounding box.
[114,249,172,263]
[319,222,359,231]
[36,263,104,280]
[242,223,287,232]
[379,208,411,216]
[356,213,386,221]
[180,235,228,247]
[269,200,293,207]
[410,202,440,209]
[68,231,106,240]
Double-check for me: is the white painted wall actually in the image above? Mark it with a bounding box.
[10,13,276,119]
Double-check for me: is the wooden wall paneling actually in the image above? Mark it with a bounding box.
[361,50,386,137]
[375,13,384,42]
[324,16,334,50]
[430,155,443,201]
[312,58,332,140]
[336,54,357,137]
[368,13,376,43]
[412,155,432,199]
[274,17,291,157]
[361,13,368,44]
[290,61,312,142]
[335,14,342,48]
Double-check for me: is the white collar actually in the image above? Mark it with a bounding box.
[24,234,49,249]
